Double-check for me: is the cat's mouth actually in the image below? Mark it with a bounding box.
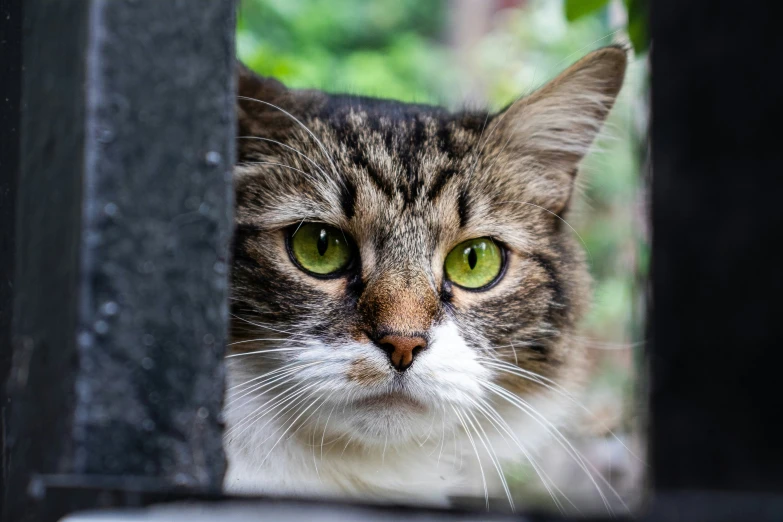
[353,391,427,413]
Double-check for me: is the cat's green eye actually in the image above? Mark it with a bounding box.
[289,223,353,276]
[444,238,503,290]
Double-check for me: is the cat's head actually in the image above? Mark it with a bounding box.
[229,47,626,448]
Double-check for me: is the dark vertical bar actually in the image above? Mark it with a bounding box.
[650,0,783,494]
[1,0,23,510]
[4,4,91,518]
[5,0,235,520]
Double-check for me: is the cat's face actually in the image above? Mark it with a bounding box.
[229,47,626,448]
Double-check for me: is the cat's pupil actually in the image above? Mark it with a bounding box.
[317,229,329,256]
[468,247,478,270]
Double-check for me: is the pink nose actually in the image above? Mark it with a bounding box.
[377,334,428,371]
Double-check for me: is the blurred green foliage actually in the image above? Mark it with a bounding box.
[624,0,649,55]
[565,0,648,52]
[237,0,454,103]
[565,0,610,22]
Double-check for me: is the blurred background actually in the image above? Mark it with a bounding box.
[237,0,648,512]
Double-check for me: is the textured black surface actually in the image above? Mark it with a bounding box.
[15,478,630,522]
[5,3,90,519]
[43,491,783,522]
[650,0,783,492]
[4,0,235,520]
[0,0,23,510]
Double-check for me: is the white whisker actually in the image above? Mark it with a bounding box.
[231,383,322,449]
[258,388,327,468]
[237,135,331,181]
[226,346,313,356]
[483,381,621,513]
[468,395,574,514]
[480,358,645,466]
[499,200,593,263]
[231,313,315,338]
[228,361,313,392]
[227,382,309,442]
[236,97,344,188]
[463,407,515,512]
[239,160,320,184]
[452,405,489,510]
[226,368,307,409]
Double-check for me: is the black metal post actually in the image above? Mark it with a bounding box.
[650,0,783,503]
[3,1,236,520]
[0,0,24,512]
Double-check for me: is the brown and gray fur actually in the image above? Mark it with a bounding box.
[225,46,627,509]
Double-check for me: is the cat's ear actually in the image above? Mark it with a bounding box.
[235,62,325,138]
[237,62,288,105]
[236,62,293,136]
[493,46,627,174]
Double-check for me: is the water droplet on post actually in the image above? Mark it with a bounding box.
[205,151,222,166]
[101,301,119,316]
[94,320,109,334]
[104,202,119,216]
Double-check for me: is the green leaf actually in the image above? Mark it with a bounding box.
[624,0,649,53]
[564,0,610,22]
[627,15,648,54]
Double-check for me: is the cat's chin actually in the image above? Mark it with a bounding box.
[352,391,427,414]
[322,391,437,447]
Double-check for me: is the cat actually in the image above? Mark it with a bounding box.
[224,45,627,509]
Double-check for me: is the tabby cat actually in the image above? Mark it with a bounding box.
[224,46,627,508]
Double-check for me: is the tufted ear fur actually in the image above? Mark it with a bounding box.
[496,45,627,167]
[490,46,627,212]
[235,63,328,167]
[236,63,292,137]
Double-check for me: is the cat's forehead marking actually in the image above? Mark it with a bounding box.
[302,107,489,257]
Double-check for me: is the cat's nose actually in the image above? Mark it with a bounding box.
[376,334,428,372]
